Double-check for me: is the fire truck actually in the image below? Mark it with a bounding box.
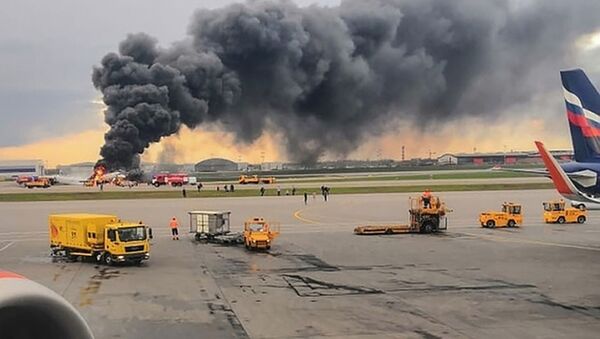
[151,173,189,187]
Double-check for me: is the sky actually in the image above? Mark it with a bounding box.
[0,0,598,167]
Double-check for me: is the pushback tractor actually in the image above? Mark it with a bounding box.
[542,200,586,224]
[479,202,522,228]
[243,217,280,250]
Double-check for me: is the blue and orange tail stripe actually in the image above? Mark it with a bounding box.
[561,69,600,162]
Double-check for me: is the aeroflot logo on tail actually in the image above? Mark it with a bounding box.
[564,87,600,138]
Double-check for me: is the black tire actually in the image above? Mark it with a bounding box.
[577,215,586,224]
[557,216,566,224]
[266,245,271,250]
[64,249,77,262]
[507,220,516,228]
[95,253,103,263]
[132,259,143,266]
[421,221,434,234]
[385,228,393,234]
[104,254,113,266]
[486,220,496,228]
[153,182,160,188]
[577,204,586,211]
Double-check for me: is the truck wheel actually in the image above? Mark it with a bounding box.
[557,216,566,224]
[153,182,160,187]
[486,220,496,228]
[385,228,393,234]
[507,220,516,228]
[132,259,143,266]
[577,204,586,211]
[421,222,434,234]
[577,216,586,224]
[95,253,103,262]
[104,254,113,266]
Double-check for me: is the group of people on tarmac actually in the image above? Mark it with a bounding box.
[219,184,235,192]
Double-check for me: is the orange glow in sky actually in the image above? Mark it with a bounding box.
[0,115,571,168]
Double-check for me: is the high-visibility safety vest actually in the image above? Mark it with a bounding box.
[169,219,179,228]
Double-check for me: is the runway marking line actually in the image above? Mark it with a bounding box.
[0,241,14,252]
[293,208,319,224]
[461,232,600,252]
[0,231,46,235]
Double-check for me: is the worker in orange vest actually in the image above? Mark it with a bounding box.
[170,217,179,240]
[422,189,432,208]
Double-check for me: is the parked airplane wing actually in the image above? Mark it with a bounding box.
[491,166,549,176]
[492,166,595,183]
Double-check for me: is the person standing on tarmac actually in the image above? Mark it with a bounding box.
[422,189,432,208]
[304,192,308,205]
[170,217,180,240]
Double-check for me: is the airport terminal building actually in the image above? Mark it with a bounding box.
[437,150,574,165]
[0,159,45,177]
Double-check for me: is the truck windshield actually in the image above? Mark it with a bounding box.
[248,223,264,231]
[117,226,147,242]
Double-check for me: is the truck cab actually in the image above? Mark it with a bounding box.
[243,217,279,250]
[543,200,586,224]
[102,223,151,265]
[479,202,522,228]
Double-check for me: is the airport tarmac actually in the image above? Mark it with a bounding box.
[0,176,547,194]
[1,189,599,338]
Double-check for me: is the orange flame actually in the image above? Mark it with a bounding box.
[88,164,107,187]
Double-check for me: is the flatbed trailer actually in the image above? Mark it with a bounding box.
[195,232,244,244]
[354,224,417,235]
[354,196,450,235]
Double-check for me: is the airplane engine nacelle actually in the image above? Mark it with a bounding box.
[0,271,94,339]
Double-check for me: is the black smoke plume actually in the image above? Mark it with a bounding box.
[93,0,600,170]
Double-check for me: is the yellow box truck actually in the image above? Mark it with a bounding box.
[49,214,151,265]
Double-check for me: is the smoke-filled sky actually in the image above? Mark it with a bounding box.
[1,0,599,167]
